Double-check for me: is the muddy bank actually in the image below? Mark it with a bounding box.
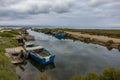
[65,31,120,51]
[27,29,120,80]
[33,28,120,51]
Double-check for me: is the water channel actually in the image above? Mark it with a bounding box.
[16,30,120,80]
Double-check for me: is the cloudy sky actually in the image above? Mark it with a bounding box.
[0,0,120,28]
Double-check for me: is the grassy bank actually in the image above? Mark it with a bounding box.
[63,29,120,39]
[72,68,120,80]
[35,28,120,39]
[0,29,20,80]
[0,46,18,80]
[0,37,18,48]
[34,28,120,51]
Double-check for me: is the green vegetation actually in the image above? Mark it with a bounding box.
[35,28,120,51]
[105,40,114,50]
[36,28,120,39]
[0,29,19,48]
[0,37,18,48]
[63,29,120,39]
[0,29,20,37]
[0,46,18,80]
[8,29,20,35]
[83,37,91,43]
[0,29,20,80]
[106,40,114,46]
[71,68,120,80]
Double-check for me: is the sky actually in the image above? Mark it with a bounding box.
[0,0,120,28]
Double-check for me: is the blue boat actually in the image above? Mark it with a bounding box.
[26,46,55,65]
[54,33,66,39]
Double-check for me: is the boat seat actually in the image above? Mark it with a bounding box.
[36,51,50,57]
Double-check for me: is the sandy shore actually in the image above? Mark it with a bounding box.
[65,31,120,44]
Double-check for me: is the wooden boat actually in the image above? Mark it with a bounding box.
[5,47,26,64]
[6,47,26,55]
[26,46,55,65]
[16,37,25,46]
[25,41,35,48]
[22,34,35,41]
[5,53,23,64]
[25,41,40,58]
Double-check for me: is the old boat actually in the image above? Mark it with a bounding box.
[25,41,35,48]
[6,47,26,54]
[5,47,26,64]
[22,33,35,41]
[26,46,55,64]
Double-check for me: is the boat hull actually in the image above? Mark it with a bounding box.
[54,33,66,39]
[28,51,55,65]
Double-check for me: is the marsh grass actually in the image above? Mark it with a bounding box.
[0,31,14,37]
[0,29,20,80]
[0,29,20,37]
[0,29,19,48]
[0,46,18,80]
[71,68,120,80]
[0,37,18,48]
[36,28,120,39]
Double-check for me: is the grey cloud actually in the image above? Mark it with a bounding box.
[0,0,76,21]
[51,0,74,13]
[0,10,30,21]
[27,1,74,14]
[0,0,120,28]
[97,2,120,18]
[0,0,75,15]
[26,5,51,14]
[89,1,108,7]
[88,0,114,7]
[52,5,70,13]
[0,0,22,6]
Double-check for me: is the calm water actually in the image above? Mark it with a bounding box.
[16,30,120,80]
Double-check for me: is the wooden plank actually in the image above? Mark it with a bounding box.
[5,53,11,58]
[11,59,23,64]
[5,46,25,54]
[5,52,24,64]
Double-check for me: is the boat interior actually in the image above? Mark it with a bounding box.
[32,48,50,57]
[26,44,35,47]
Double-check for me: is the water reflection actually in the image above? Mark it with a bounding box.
[29,59,55,72]
[15,60,55,80]
[15,30,120,80]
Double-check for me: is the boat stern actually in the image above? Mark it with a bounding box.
[41,55,55,64]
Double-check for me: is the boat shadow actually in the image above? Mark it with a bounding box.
[29,59,56,72]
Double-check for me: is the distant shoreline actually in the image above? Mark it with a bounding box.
[0,25,120,29]
[34,28,120,51]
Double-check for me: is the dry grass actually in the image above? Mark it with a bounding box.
[0,46,18,80]
[0,29,20,80]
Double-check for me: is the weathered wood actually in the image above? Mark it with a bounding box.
[24,35,35,41]
[5,46,25,54]
[11,57,23,64]
[5,53,24,64]
[5,47,25,64]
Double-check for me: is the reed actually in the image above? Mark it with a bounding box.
[71,68,120,80]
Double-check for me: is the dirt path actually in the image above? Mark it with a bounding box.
[0,30,11,32]
[65,31,120,43]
